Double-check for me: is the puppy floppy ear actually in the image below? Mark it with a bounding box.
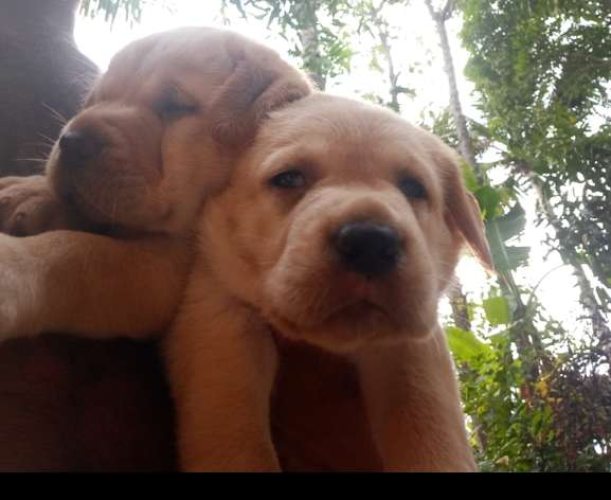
[209,43,312,147]
[442,154,494,270]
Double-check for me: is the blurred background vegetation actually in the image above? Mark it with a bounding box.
[80,0,611,471]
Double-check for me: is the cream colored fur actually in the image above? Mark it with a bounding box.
[166,93,492,472]
[0,27,311,341]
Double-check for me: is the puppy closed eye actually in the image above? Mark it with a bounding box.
[269,169,308,189]
[398,176,427,200]
[153,88,198,120]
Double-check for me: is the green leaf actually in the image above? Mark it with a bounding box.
[595,286,611,307]
[503,246,530,270]
[461,160,480,193]
[489,329,510,344]
[446,326,491,364]
[486,216,531,272]
[483,296,511,326]
[475,186,502,219]
[494,202,527,243]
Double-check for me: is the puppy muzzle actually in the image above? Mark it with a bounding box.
[333,221,403,279]
[58,129,105,169]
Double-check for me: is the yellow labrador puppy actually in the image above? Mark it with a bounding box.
[167,92,493,471]
[0,27,310,344]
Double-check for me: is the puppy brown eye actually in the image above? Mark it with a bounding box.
[398,176,427,200]
[269,169,307,189]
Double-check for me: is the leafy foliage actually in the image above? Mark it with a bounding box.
[223,0,356,88]
[455,312,611,471]
[461,0,611,288]
[454,0,611,470]
[80,0,146,24]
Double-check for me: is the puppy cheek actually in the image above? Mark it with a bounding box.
[263,253,310,322]
[263,217,331,311]
[392,240,440,333]
[46,149,64,199]
[430,224,462,294]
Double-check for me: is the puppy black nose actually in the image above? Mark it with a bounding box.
[334,221,402,278]
[59,130,102,166]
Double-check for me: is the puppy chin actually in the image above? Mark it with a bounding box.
[262,269,439,352]
[264,300,438,353]
[48,161,171,232]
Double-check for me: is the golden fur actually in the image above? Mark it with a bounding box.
[0,26,310,342]
[166,93,492,471]
[0,27,310,471]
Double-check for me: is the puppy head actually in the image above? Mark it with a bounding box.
[46,27,310,234]
[202,93,492,352]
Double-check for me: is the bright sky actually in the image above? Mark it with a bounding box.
[73,0,582,336]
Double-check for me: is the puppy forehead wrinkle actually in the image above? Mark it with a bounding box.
[259,120,394,176]
[261,117,435,185]
[258,136,332,172]
[267,96,425,154]
[102,27,240,100]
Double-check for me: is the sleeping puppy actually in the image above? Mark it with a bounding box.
[0,27,309,472]
[0,27,310,343]
[166,93,493,471]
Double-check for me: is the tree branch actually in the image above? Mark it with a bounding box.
[442,0,456,21]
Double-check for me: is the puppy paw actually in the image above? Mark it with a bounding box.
[0,234,38,340]
[0,299,20,342]
[0,176,79,236]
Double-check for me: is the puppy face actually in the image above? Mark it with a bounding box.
[46,27,310,234]
[202,93,493,352]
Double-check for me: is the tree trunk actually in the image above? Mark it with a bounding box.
[425,0,542,382]
[425,0,480,181]
[526,167,611,365]
[365,0,402,112]
[294,0,326,90]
